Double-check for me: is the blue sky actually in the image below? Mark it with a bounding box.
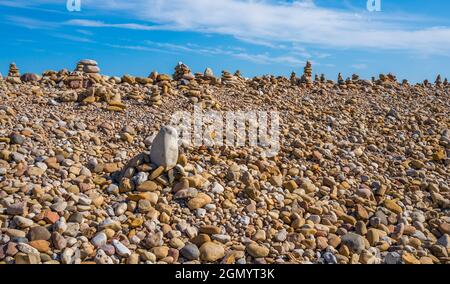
[0,0,449,82]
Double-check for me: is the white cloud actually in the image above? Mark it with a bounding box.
[51,33,95,43]
[3,0,450,55]
[5,15,57,29]
[351,63,368,70]
[110,40,305,66]
[47,0,450,55]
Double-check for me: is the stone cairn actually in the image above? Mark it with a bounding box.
[314,74,319,83]
[173,62,194,82]
[320,74,326,84]
[79,59,100,74]
[66,70,83,89]
[66,59,101,89]
[127,86,145,101]
[117,126,184,194]
[435,75,442,86]
[117,126,213,217]
[337,73,345,86]
[149,86,162,107]
[300,61,313,87]
[105,90,126,112]
[290,72,297,85]
[221,71,238,87]
[200,68,217,85]
[378,73,397,85]
[155,73,172,96]
[6,63,21,84]
[346,77,356,89]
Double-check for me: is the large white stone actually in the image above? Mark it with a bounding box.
[150,126,179,170]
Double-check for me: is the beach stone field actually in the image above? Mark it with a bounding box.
[0,60,449,264]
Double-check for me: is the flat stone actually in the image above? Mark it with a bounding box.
[199,242,225,262]
[246,243,270,258]
[112,239,131,257]
[13,216,34,228]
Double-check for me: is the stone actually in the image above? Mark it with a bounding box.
[29,226,51,241]
[149,126,179,170]
[402,252,420,264]
[15,252,40,264]
[187,193,212,210]
[383,199,403,214]
[180,243,200,260]
[199,225,221,235]
[341,233,366,253]
[0,59,449,265]
[437,234,450,249]
[151,246,169,259]
[28,240,50,253]
[91,233,107,248]
[199,242,225,262]
[385,252,402,264]
[246,243,270,258]
[21,73,40,82]
[6,202,27,215]
[13,216,34,228]
[52,232,67,250]
[112,240,131,257]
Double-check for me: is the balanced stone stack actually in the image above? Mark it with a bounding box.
[320,74,326,84]
[75,62,84,72]
[435,75,442,86]
[66,71,84,89]
[149,86,162,106]
[204,68,214,79]
[290,72,298,85]
[337,73,345,86]
[201,68,217,85]
[346,77,356,89]
[173,62,194,82]
[118,125,181,190]
[194,72,205,84]
[6,63,21,84]
[79,59,100,74]
[79,85,95,104]
[127,87,145,100]
[221,71,238,87]
[378,73,397,86]
[300,61,313,87]
[105,90,126,112]
[187,83,202,104]
[149,71,158,81]
[314,74,319,83]
[155,73,172,95]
